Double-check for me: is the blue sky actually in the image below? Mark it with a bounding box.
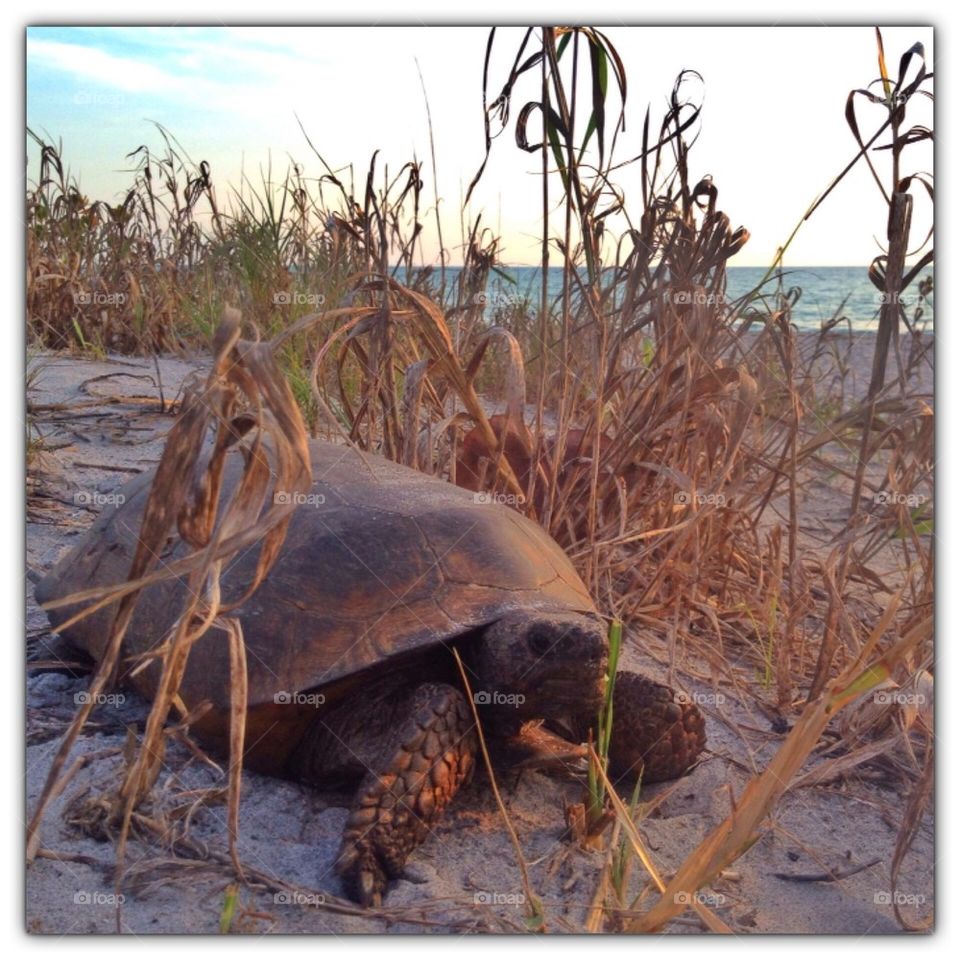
[26,25,934,267]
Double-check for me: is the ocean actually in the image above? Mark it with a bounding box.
[438,265,934,333]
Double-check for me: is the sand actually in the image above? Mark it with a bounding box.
[25,334,934,934]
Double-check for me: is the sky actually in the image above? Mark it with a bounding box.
[25,25,934,267]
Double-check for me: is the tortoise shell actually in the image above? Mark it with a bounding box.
[37,440,596,771]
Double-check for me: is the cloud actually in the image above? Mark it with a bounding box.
[27,38,182,94]
[27,29,340,120]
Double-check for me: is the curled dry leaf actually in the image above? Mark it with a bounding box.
[28,308,313,875]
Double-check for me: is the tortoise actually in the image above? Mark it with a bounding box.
[37,439,706,906]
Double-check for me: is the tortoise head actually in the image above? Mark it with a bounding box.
[467,612,608,722]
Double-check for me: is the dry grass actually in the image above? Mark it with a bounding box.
[27,27,933,932]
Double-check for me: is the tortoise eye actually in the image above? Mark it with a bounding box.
[527,630,553,657]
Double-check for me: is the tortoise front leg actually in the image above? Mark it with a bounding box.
[333,682,477,906]
[603,672,706,785]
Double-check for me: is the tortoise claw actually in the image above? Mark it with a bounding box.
[359,869,382,909]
